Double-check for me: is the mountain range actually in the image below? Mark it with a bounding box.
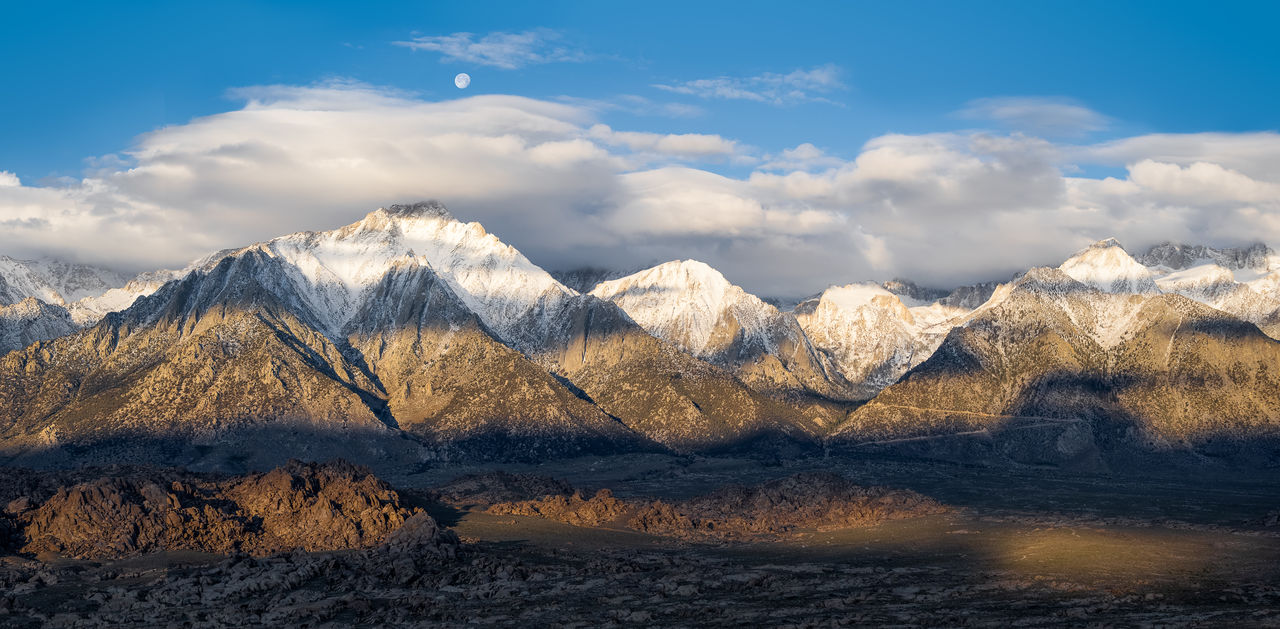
[3,201,1280,473]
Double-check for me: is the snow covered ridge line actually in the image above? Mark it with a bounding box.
[2,203,1280,362]
[588,260,784,359]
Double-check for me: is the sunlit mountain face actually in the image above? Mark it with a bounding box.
[4,204,1280,470]
[4,4,1280,626]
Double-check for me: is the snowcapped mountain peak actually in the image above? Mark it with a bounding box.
[814,282,909,316]
[589,259,739,306]
[1058,239,1159,295]
[1016,266,1089,292]
[228,201,576,341]
[794,282,940,398]
[590,259,779,357]
[384,200,454,221]
[343,202,458,238]
[608,259,735,294]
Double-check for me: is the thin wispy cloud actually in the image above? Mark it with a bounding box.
[957,97,1109,136]
[653,64,846,106]
[393,29,587,70]
[558,95,706,119]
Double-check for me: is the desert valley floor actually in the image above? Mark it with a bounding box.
[2,454,1279,628]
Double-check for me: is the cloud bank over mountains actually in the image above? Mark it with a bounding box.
[1,80,1278,296]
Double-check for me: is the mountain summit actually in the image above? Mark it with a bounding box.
[0,203,827,467]
[1058,239,1159,295]
[383,200,455,220]
[4,203,1280,471]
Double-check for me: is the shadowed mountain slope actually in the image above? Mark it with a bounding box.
[0,202,825,466]
[831,266,1280,469]
[589,260,852,401]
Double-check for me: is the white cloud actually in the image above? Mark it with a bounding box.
[604,167,842,238]
[1128,160,1280,205]
[1086,132,1280,180]
[393,29,586,69]
[0,82,826,287]
[587,124,741,160]
[0,171,18,187]
[653,64,845,106]
[2,82,1280,296]
[758,143,844,171]
[957,97,1109,136]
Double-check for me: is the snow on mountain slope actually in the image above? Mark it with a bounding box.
[0,254,190,330]
[587,259,856,400]
[794,283,954,399]
[0,257,70,305]
[1152,263,1254,311]
[1137,243,1280,337]
[589,260,779,358]
[1139,242,1278,275]
[963,266,1149,350]
[0,297,77,355]
[23,258,127,303]
[1058,239,1159,295]
[833,263,1280,465]
[246,201,576,344]
[0,256,129,306]
[68,266,197,326]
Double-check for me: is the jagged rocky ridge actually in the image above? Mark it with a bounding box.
[0,256,189,353]
[3,205,1280,469]
[589,260,857,401]
[833,263,1280,469]
[0,203,825,467]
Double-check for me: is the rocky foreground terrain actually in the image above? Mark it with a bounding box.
[455,471,947,541]
[0,460,450,560]
[1,457,1279,627]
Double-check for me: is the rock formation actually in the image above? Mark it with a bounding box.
[6,460,456,560]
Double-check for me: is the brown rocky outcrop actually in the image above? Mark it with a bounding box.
[627,472,947,540]
[430,471,575,506]
[470,471,946,541]
[10,460,456,560]
[489,488,632,528]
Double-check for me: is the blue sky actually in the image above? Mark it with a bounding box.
[5,1,1277,181]
[2,1,1279,293]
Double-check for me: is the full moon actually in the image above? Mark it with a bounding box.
[454,73,471,89]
